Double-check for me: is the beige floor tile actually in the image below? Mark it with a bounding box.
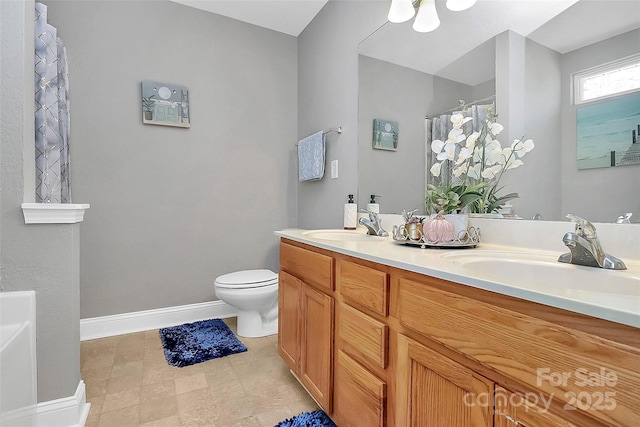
[82,352,116,371]
[114,347,145,364]
[81,320,319,427]
[139,395,179,424]
[111,360,144,378]
[106,374,142,394]
[208,377,246,403]
[85,376,110,399]
[98,404,140,427]
[174,372,208,394]
[101,387,141,413]
[142,363,175,385]
[254,406,295,426]
[210,395,254,425]
[230,415,262,427]
[139,415,181,427]
[140,379,176,403]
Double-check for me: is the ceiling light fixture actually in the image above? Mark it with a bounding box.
[413,0,440,33]
[387,0,476,33]
[387,0,415,23]
[446,0,477,12]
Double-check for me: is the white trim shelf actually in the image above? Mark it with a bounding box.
[21,203,90,224]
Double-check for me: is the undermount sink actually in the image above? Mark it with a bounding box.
[301,229,386,242]
[441,251,640,297]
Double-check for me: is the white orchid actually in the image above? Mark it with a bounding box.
[488,121,504,135]
[505,158,524,170]
[428,112,535,214]
[512,138,535,157]
[451,113,474,128]
[481,164,502,179]
[430,162,442,177]
[431,138,444,153]
[466,131,480,148]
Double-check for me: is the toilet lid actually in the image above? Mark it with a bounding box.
[215,269,278,289]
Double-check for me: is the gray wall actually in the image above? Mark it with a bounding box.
[297,0,387,229]
[560,29,640,222]
[496,31,563,221]
[43,0,298,318]
[358,55,433,214]
[1,0,81,403]
[522,36,562,221]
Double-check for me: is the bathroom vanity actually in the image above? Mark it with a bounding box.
[275,224,639,427]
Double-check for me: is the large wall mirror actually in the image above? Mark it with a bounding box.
[358,0,640,222]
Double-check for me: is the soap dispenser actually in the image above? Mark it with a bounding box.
[344,194,357,230]
[367,195,380,214]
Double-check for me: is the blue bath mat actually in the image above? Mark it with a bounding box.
[159,318,247,367]
[274,410,336,427]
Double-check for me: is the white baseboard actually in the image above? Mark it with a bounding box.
[80,300,238,341]
[36,380,90,427]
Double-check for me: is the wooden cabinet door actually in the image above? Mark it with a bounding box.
[300,282,334,412]
[278,270,301,372]
[396,334,493,427]
[333,350,386,427]
[494,386,581,427]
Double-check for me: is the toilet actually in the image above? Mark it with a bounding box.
[213,269,278,338]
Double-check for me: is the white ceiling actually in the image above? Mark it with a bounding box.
[360,0,640,85]
[170,0,640,85]
[170,0,328,36]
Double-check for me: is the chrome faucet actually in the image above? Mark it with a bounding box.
[558,214,626,270]
[358,209,389,237]
[615,213,633,224]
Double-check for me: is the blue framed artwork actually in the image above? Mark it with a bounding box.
[373,119,398,151]
[141,81,190,128]
[576,91,640,169]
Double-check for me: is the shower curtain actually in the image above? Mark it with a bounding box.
[425,100,495,189]
[34,2,70,203]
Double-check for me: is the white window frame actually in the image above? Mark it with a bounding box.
[573,54,640,105]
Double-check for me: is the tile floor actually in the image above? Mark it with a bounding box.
[81,318,318,427]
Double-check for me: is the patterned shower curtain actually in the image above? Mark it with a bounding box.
[425,101,495,189]
[34,2,70,203]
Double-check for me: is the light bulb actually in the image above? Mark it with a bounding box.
[413,0,440,33]
[388,0,415,23]
[446,0,477,12]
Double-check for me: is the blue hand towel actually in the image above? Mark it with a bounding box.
[298,131,325,181]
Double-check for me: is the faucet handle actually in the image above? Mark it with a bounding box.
[566,214,598,239]
[360,208,379,220]
[616,213,633,224]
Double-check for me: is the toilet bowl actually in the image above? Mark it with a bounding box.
[213,269,278,338]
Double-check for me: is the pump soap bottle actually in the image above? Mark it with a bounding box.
[344,194,357,230]
[367,195,380,214]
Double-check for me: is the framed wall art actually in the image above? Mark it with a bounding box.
[141,81,190,128]
[372,118,398,151]
[577,91,640,169]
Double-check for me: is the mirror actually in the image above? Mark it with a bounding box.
[358,0,640,222]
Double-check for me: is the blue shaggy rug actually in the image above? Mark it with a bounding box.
[274,410,336,427]
[159,318,247,367]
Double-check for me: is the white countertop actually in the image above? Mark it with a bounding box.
[275,227,640,328]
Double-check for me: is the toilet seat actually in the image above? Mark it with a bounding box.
[214,269,278,289]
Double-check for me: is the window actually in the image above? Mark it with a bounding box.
[574,54,640,105]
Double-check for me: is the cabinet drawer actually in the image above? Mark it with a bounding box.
[280,242,333,291]
[338,259,388,316]
[338,303,388,370]
[333,350,386,427]
[396,277,640,427]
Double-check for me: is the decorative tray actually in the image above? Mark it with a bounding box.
[392,225,481,249]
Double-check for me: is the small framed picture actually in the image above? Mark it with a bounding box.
[372,119,398,151]
[141,81,190,128]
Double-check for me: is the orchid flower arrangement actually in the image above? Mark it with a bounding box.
[428,113,534,214]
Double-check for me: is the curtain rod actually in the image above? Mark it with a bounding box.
[426,95,496,119]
